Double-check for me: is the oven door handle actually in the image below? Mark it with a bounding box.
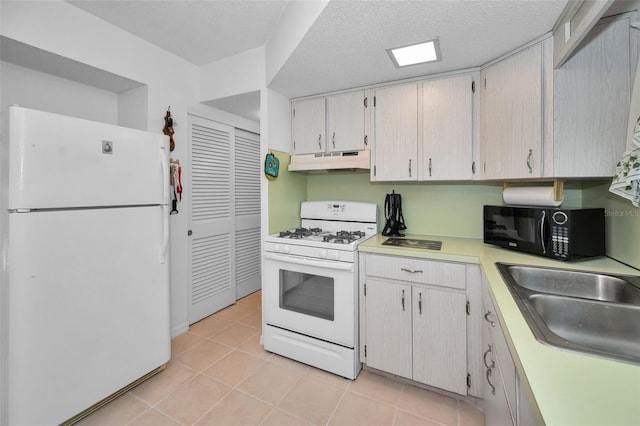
[264,252,355,272]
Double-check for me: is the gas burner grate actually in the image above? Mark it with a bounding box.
[279,227,324,239]
[322,230,366,244]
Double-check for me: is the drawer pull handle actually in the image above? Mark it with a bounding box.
[401,268,423,274]
[484,311,495,327]
[418,292,422,315]
[401,289,406,311]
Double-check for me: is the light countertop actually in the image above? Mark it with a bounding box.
[359,234,640,426]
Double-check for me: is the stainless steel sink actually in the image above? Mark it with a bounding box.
[504,265,640,304]
[496,263,640,365]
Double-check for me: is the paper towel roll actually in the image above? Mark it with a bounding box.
[502,186,563,207]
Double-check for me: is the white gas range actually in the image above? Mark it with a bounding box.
[263,201,377,379]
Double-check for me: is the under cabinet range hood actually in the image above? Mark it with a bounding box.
[288,150,370,172]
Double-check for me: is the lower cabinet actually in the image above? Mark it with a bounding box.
[482,301,516,425]
[359,254,470,396]
[482,274,541,425]
[412,286,467,393]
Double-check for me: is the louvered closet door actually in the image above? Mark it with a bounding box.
[234,129,261,299]
[187,115,235,324]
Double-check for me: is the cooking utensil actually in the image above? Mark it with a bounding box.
[382,190,407,236]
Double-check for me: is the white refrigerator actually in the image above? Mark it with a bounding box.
[0,106,171,425]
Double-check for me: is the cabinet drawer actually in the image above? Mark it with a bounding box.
[364,254,465,289]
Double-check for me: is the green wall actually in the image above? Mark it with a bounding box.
[269,166,637,268]
[583,180,640,269]
[305,172,502,238]
[267,151,307,234]
[305,174,585,239]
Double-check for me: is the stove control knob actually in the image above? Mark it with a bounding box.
[319,249,329,259]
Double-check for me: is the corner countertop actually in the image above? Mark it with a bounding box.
[359,234,640,426]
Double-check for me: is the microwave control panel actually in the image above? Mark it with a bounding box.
[551,211,569,258]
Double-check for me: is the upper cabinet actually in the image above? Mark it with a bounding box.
[291,91,369,155]
[371,74,476,182]
[326,91,369,152]
[422,74,475,180]
[551,16,632,178]
[291,14,634,181]
[291,97,326,155]
[371,83,419,181]
[479,41,547,180]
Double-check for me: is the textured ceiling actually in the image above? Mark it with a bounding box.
[67,0,288,66]
[271,0,570,98]
[64,0,575,119]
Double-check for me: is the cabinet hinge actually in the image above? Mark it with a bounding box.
[472,161,476,174]
[373,165,377,176]
[373,96,376,107]
[364,345,367,358]
[364,135,368,146]
[364,283,367,296]
[293,108,295,118]
[467,373,471,388]
[364,96,368,108]
[484,78,487,89]
[466,300,470,316]
[471,81,476,93]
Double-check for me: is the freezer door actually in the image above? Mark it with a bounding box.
[7,106,169,210]
[7,206,170,425]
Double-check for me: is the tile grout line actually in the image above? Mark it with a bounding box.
[322,383,351,426]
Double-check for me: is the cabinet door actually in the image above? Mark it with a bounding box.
[372,84,418,181]
[482,314,515,425]
[518,375,540,426]
[481,43,543,179]
[553,17,630,177]
[413,287,468,395]
[327,91,368,152]
[422,75,474,180]
[364,279,412,379]
[483,285,517,425]
[291,98,326,154]
[483,350,515,425]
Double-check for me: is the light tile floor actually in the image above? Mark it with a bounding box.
[78,291,484,426]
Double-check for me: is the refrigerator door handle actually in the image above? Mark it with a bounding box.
[160,205,169,263]
[161,145,169,205]
[160,146,169,204]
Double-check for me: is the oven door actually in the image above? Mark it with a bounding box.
[263,251,356,348]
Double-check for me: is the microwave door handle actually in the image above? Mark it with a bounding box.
[540,210,547,254]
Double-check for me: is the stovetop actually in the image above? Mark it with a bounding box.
[264,201,378,258]
[277,228,367,245]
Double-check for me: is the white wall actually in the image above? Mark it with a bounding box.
[1,61,118,124]
[200,47,265,102]
[264,0,329,85]
[118,86,149,131]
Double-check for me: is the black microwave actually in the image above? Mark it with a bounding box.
[483,205,605,261]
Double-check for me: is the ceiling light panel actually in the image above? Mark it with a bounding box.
[387,39,441,68]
